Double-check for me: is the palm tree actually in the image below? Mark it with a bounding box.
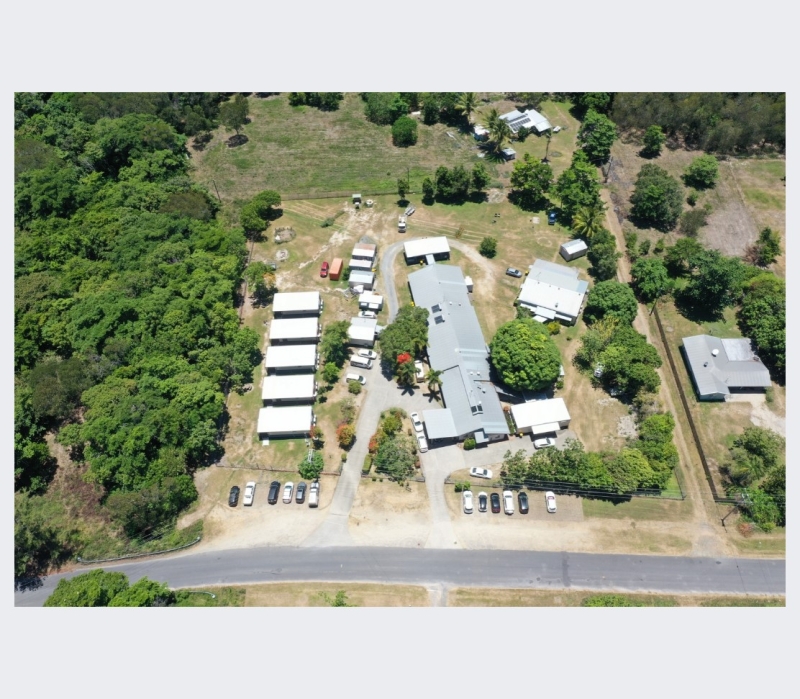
[410,335,427,359]
[542,131,552,163]
[396,359,417,386]
[571,200,607,241]
[486,110,512,154]
[425,369,444,397]
[455,92,478,124]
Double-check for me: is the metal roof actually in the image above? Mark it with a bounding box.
[408,264,509,438]
[348,270,374,284]
[348,258,373,270]
[257,405,313,434]
[268,317,320,342]
[265,344,317,369]
[500,108,553,134]
[682,335,771,399]
[517,259,588,321]
[511,398,571,431]
[272,291,321,314]
[404,237,450,260]
[422,408,459,440]
[560,239,588,253]
[262,374,316,401]
[352,243,376,260]
[358,292,383,309]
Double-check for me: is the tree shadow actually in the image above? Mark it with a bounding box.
[637,148,659,159]
[15,575,45,593]
[674,292,725,324]
[226,134,249,148]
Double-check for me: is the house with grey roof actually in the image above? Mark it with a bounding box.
[681,334,771,401]
[500,108,552,134]
[408,264,509,446]
[517,259,589,325]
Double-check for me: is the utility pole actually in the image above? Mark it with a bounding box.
[211,179,222,203]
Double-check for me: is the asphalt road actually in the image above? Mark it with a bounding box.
[15,547,785,606]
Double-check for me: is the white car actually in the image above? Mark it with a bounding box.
[545,491,557,513]
[345,372,366,385]
[357,349,378,360]
[534,437,556,449]
[358,310,377,319]
[462,490,473,514]
[415,361,425,380]
[469,467,493,480]
[552,125,562,133]
[243,481,256,506]
[502,490,514,515]
[417,433,428,453]
[410,412,424,433]
[282,482,294,503]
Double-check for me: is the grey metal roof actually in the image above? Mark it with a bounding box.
[408,264,509,438]
[422,408,459,440]
[682,335,771,398]
[560,239,588,253]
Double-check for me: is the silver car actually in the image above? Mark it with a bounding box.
[282,482,294,503]
[502,490,514,515]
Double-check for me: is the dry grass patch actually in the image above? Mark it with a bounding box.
[240,582,430,607]
[582,496,693,522]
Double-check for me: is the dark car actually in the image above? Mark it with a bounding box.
[478,492,488,513]
[490,492,501,513]
[267,480,281,505]
[295,481,307,504]
[228,486,240,507]
[505,267,523,278]
[548,211,557,225]
[518,491,529,514]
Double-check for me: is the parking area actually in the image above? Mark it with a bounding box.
[446,486,584,523]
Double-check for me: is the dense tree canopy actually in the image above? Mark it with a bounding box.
[683,154,719,189]
[554,150,602,223]
[45,570,176,607]
[630,163,684,231]
[392,116,418,147]
[583,280,638,325]
[489,318,561,391]
[363,93,408,126]
[737,273,785,378]
[379,306,429,370]
[509,155,553,210]
[641,125,666,157]
[587,228,620,281]
[679,249,753,316]
[577,109,617,164]
[288,93,343,110]
[630,258,673,303]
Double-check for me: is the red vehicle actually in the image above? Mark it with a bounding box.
[320,261,329,277]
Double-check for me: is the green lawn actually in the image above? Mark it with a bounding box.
[582,496,692,522]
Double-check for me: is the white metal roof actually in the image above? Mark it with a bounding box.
[358,292,383,309]
[265,344,317,369]
[352,243,376,260]
[348,258,373,270]
[348,318,378,342]
[517,260,588,321]
[511,398,571,431]
[268,317,320,342]
[500,108,553,134]
[272,291,321,314]
[257,405,313,434]
[560,239,588,253]
[348,270,374,283]
[404,236,451,260]
[262,374,316,401]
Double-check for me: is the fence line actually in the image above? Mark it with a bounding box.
[76,535,203,565]
[652,304,723,501]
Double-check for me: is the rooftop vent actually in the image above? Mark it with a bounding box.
[711,349,719,357]
[703,362,709,367]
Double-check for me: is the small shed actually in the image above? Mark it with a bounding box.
[352,243,377,261]
[358,292,384,311]
[348,270,375,290]
[473,124,489,141]
[348,258,373,271]
[262,374,317,404]
[511,398,571,436]
[501,148,517,161]
[268,317,320,344]
[264,344,318,373]
[559,239,589,261]
[348,317,378,347]
[464,275,474,292]
[272,291,322,317]
[329,258,344,280]
[403,236,451,264]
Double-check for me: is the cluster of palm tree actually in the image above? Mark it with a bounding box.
[484,108,512,154]
[571,199,607,240]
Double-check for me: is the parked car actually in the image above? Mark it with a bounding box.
[593,364,604,378]
[490,492,501,513]
[282,482,294,503]
[478,492,488,512]
[503,490,515,515]
[548,211,557,225]
[405,205,416,216]
[228,485,240,507]
[267,480,281,504]
[463,490,473,514]
[417,433,428,453]
[469,467,493,480]
[295,481,307,504]
[410,412,424,433]
[345,372,366,385]
[308,481,320,508]
[398,215,407,232]
[534,436,556,449]
[545,491,557,513]
[320,261,329,277]
[518,491,529,514]
[243,481,256,506]
[358,310,377,319]
[552,125,562,133]
[415,361,425,380]
[357,349,378,360]
[506,267,523,278]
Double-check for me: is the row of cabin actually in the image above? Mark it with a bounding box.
[327,242,378,290]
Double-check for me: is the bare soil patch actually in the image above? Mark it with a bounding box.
[348,480,432,548]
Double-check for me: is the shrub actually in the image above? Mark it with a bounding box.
[683,154,719,190]
[347,380,362,395]
[686,190,699,207]
[340,397,356,424]
[362,456,372,474]
[463,438,476,451]
[298,450,324,480]
[454,480,472,492]
[337,423,356,449]
[546,321,561,336]
[391,116,418,147]
[322,362,340,384]
[310,426,324,448]
[638,239,651,256]
[679,205,711,237]
[653,238,665,254]
[381,414,402,435]
[623,228,638,261]
[479,237,498,258]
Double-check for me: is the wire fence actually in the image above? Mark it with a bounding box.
[77,535,203,565]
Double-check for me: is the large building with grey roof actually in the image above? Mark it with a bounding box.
[681,334,771,401]
[408,264,509,445]
[517,259,589,325]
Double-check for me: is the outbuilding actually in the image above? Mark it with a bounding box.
[500,108,553,134]
[272,291,322,317]
[262,374,317,404]
[257,405,314,439]
[264,344,318,373]
[403,236,451,264]
[559,239,588,261]
[348,258,373,271]
[268,317,321,344]
[352,243,377,261]
[501,147,517,161]
[511,398,571,436]
[517,259,589,325]
[348,317,378,347]
[348,270,375,290]
[358,292,384,311]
